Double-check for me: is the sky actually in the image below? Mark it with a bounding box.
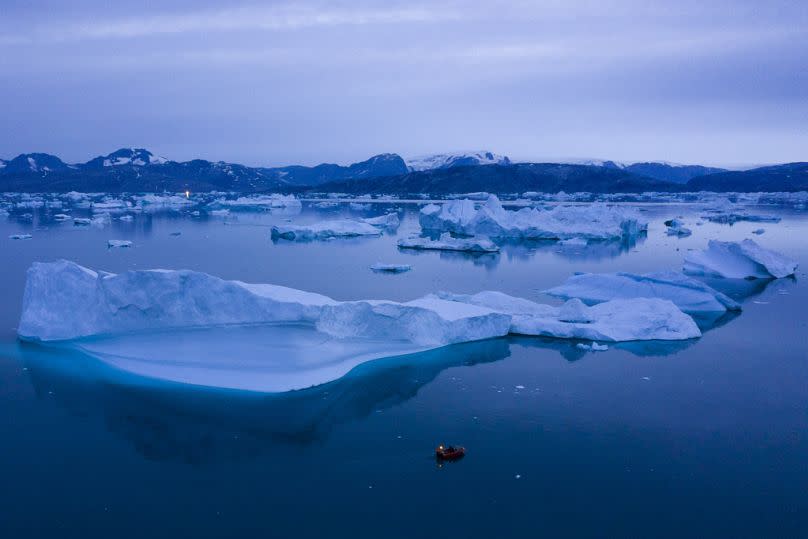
[1,0,806,168]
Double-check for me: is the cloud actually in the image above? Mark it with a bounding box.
[0,2,460,43]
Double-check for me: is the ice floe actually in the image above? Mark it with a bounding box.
[419,195,647,241]
[271,219,382,241]
[683,239,798,279]
[9,233,32,240]
[397,233,500,253]
[545,271,741,313]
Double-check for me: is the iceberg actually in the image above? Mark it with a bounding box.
[370,263,412,273]
[53,213,71,221]
[349,202,371,211]
[683,239,798,279]
[419,195,647,241]
[433,292,701,342]
[545,271,741,313]
[271,219,382,241]
[107,240,133,248]
[18,262,709,392]
[9,234,32,240]
[397,233,500,253]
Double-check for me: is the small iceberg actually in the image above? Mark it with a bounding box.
[545,271,741,313]
[271,219,382,241]
[419,195,647,241]
[664,218,692,237]
[53,213,71,221]
[370,263,411,273]
[349,202,371,211]
[9,234,32,240]
[683,239,797,279]
[107,240,133,248]
[398,233,500,253]
[752,228,765,235]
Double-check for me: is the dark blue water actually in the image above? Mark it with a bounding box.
[1,198,807,537]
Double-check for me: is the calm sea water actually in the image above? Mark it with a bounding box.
[1,199,807,537]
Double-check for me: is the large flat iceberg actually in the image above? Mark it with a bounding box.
[683,239,797,279]
[18,261,704,392]
[545,271,741,313]
[420,195,647,241]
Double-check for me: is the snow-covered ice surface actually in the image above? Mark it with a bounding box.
[545,271,741,313]
[398,233,500,253]
[434,292,701,342]
[684,240,798,279]
[406,151,510,171]
[419,195,647,241]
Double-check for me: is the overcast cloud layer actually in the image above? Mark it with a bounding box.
[1,0,806,167]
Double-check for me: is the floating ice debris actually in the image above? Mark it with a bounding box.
[9,234,32,240]
[420,195,647,241]
[209,209,230,217]
[664,218,692,237]
[213,194,302,210]
[752,228,765,235]
[702,200,781,225]
[545,271,741,313]
[107,240,132,248]
[515,385,525,389]
[370,263,412,273]
[683,239,797,279]
[363,213,400,228]
[134,194,193,209]
[349,202,371,211]
[397,233,500,253]
[53,213,71,221]
[433,291,701,341]
[271,219,382,241]
[313,201,339,208]
[73,218,91,226]
[118,215,134,222]
[169,231,182,236]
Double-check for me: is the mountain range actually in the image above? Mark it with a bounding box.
[1,148,805,193]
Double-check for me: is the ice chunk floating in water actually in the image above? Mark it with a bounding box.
[545,271,741,313]
[683,239,797,279]
[420,195,647,241]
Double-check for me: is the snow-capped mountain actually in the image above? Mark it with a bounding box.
[3,153,69,174]
[406,151,511,172]
[567,159,726,184]
[84,148,168,168]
